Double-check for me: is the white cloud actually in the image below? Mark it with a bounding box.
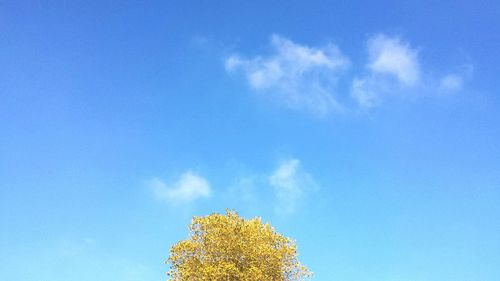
[367,34,420,86]
[224,158,318,215]
[351,34,422,108]
[228,33,472,112]
[269,159,317,214]
[149,171,211,204]
[226,34,349,116]
[439,74,463,92]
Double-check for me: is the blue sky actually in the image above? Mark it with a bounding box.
[1,1,500,280]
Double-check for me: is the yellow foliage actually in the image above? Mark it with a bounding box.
[167,210,311,280]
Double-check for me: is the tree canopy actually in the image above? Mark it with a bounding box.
[167,210,311,280]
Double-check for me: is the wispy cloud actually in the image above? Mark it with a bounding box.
[351,77,382,109]
[223,158,318,215]
[439,74,463,92]
[226,34,349,116]
[367,34,420,86]
[227,33,471,113]
[149,171,211,204]
[351,34,421,108]
[438,62,473,94]
[269,159,317,215]
[224,175,267,214]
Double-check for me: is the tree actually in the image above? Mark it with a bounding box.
[167,210,311,281]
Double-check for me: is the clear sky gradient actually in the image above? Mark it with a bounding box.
[1,1,500,281]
